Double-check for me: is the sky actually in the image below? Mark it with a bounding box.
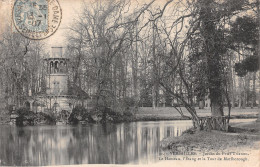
[44,0,84,50]
[0,0,84,53]
[0,0,174,54]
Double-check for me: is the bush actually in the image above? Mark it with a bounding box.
[123,110,133,117]
[87,96,137,123]
[7,105,15,114]
[35,112,56,125]
[16,107,36,126]
[93,107,134,123]
[68,105,93,124]
[123,97,135,107]
[101,107,120,123]
[117,97,137,115]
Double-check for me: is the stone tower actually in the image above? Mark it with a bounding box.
[34,47,88,115]
[45,47,69,96]
[41,47,72,113]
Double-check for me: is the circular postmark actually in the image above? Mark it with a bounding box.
[12,0,62,40]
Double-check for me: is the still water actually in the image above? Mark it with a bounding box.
[0,120,193,165]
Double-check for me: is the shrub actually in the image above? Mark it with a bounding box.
[35,112,56,125]
[16,107,36,126]
[68,105,93,124]
[7,105,15,114]
[123,97,135,107]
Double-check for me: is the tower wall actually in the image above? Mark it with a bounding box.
[46,74,68,95]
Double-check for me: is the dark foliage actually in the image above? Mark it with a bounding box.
[139,85,153,107]
[234,62,248,77]
[15,107,57,126]
[235,55,259,77]
[100,107,134,123]
[6,105,15,114]
[16,107,36,126]
[230,16,258,46]
[122,97,135,108]
[243,55,259,72]
[35,112,56,125]
[68,105,94,124]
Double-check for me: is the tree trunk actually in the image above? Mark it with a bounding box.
[199,100,205,109]
[131,49,138,100]
[239,77,242,108]
[123,57,127,98]
[228,55,235,108]
[200,0,224,117]
[211,100,224,116]
[152,22,157,109]
[232,71,236,108]
[113,61,117,110]
[160,82,200,129]
[251,72,256,108]
[242,75,249,109]
[257,0,260,121]
[257,0,260,110]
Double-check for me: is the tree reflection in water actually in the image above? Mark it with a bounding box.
[0,120,192,165]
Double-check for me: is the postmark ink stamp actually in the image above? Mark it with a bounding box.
[12,0,62,40]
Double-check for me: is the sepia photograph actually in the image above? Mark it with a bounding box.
[0,0,259,166]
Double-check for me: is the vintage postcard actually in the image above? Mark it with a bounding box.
[0,0,259,166]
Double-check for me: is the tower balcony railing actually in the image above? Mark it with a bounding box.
[48,68,68,74]
[46,89,68,95]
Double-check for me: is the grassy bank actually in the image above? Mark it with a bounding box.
[160,120,260,152]
[137,107,259,117]
[134,113,258,122]
[135,107,258,121]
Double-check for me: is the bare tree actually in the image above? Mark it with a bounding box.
[0,28,45,111]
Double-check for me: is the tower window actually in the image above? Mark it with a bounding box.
[54,61,59,73]
[60,61,64,73]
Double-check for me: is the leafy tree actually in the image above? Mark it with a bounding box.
[231,16,259,76]
[235,55,259,77]
[230,16,258,46]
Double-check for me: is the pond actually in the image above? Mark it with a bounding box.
[0,120,192,165]
[0,119,254,165]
